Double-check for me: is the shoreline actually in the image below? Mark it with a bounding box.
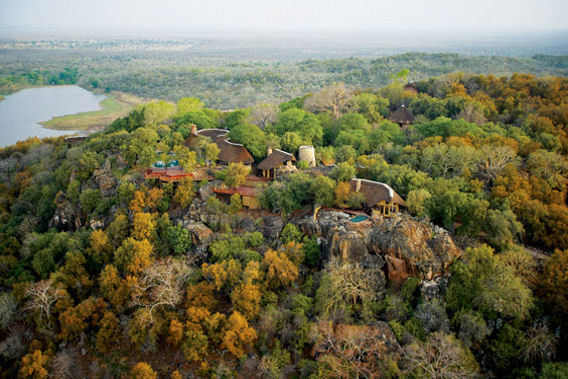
[40,91,144,131]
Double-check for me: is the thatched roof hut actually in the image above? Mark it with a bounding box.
[257,148,295,171]
[389,105,415,126]
[216,138,254,164]
[183,127,254,164]
[404,82,419,94]
[350,178,406,208]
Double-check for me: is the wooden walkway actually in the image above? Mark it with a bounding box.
[144,167,196,182]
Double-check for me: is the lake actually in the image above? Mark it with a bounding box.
[0,86,106,147]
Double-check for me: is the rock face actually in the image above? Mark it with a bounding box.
[183,221,214,255]
[294,210,461,285]
[49,192,81,231]
[93,160,117,197]
[262,215,285,240]
[375,321,401,352]
[369,217,461,284]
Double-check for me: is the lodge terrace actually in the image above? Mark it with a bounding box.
[144,125,407,215]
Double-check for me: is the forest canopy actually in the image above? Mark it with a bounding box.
[1,72,568,377]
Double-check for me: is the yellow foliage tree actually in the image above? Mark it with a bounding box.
[334,181,351,208]
[99,264,131,310]
[173,178,195,209]
[19,350,49,379]
[280,241,304,266]
[243,260,261,284]
[186,305,211,324]
[201,263,227,291]
[204,312,226,345]
[95,311,120,354]
[114,238,154,276]
[183,320,209,362]
[130,191,147,213]
[167,319,184,347]
[222,311,257,358]
[59,297,107,341]
[131,362,157,379]
[262,249,299,289]
[146,187,164,211]
[89,229,112,264]
[132,212,156,241]
[231,283,261,320]
[55,251,93,297]
[186,281,218,310]
[224,259,243,289]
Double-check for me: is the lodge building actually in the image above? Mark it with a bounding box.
[350,178,406,217]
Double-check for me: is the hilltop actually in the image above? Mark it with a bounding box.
[0,73,568,377]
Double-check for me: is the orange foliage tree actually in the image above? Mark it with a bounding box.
[113,238,154,276]
[222,311,257,358]
[59,297,106,341]
[262,248,298,289]
[132,212,156,241]
[130,362,157,379]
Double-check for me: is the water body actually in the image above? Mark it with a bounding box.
[0,85,106,147]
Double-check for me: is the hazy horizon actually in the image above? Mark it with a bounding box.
[1,0,567,33]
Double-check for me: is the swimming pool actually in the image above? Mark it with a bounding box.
[350,215,369,223]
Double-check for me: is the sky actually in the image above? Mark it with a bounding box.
[0,0,567,32]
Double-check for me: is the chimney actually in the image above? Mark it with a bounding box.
[191,124,197,135]
[267,146,273,156]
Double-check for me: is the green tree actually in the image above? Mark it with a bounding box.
[221,163,251,188]
[177,97,205,115]
[330,162,356,182]
[121,127,159,166]
[274,108,323,144]
[228,123,267,160]
[310,176,336,207]
[225,109,250,129]
[280,132,305,154]
[446,245,533,321]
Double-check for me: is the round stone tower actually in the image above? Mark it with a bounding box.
[298,145,316,167]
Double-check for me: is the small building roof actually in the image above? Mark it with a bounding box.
[195,128,229,139]
[183,128,254,164]
[404,82,419,93]
[216,138,254,164]
[257,149,296,170]
[350,178,406,207]
[389,105,415,125]
[213,185,257,197]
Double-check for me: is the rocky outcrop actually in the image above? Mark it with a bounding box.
[375,321,401,352]
[294,210,461,285]
[420,277,449,302]
[49,192,81,231]
[369,217,461,284]
[237,216,257,233]
[88,217,105,230]
[93,159,117,197]
[262,215,285,240]
[183,221,214,255]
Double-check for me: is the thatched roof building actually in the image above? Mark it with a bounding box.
[258,148,295,171]
[257,148,296,179]
[350,178,406,209]
[183,126,254,165]
[216,138,254,164]
[404,82,419,94]
[389,105,415,126]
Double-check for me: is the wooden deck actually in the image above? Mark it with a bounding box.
[144,167,195,182]
[213,185,257,197]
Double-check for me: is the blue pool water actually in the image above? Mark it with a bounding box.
[350,215,369,223]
